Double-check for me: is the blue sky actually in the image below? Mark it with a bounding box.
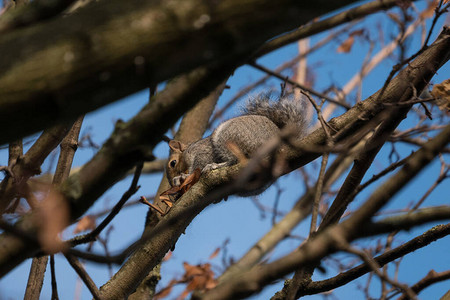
[1,1,449,299]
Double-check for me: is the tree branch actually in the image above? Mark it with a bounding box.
[0,0,357,144]
[297,224,450,297]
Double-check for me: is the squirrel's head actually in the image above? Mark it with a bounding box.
[166,140,188,186]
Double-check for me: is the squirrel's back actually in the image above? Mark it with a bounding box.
[211,94,307,164]
[166,93,308,188]
[242,93,307,138]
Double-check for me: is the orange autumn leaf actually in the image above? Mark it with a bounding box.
[208,247,220,260]
[350,29,365,37]
[160,170,200,197]
[156,262,218,299]
[179,168,201,193]
[337,29,364,53]
[162,199,174,208]
[160,169,202,202]
[337,35,354,53]
[160,186,182,196]
[73,215,96,234]
[182,262,205,278]
[177,263,217,300]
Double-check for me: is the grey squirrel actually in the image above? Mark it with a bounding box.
[166,94,307,189]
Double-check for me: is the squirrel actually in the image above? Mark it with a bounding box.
[166,94,307,191]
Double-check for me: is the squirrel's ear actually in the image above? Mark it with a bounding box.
[169,140,187,152]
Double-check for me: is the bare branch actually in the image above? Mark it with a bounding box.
[297,224,450,297]
[397,270,450,300]
[64,253,103,300]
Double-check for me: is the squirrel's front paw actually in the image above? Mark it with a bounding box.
[202,162,229,173]
[173,173,189,186]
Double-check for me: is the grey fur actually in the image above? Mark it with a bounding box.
[168,94,307,192]
[242,93,307,138]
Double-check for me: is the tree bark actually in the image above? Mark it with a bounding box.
[0,0,357,144]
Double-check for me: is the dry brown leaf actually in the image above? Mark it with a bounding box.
[161,169,202,201]
[160,186,182,196]
[160,193,174,208]
[431,79,450,99]
[337,35,355,53]
[179,169,201,193]
[350,29,365,37]
[177,263,217,299]
[177,289,190,300]
[182,262,205,278]
[73,215,96,234]
[337,29,365,53]
[431,79,450,114]
[162,199,174,208]
[208,247,220,260]
[204,276,217,290]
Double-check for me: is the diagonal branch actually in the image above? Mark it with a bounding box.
[0,63,235,277]
[297,223,450,297]
[64,253,103,300]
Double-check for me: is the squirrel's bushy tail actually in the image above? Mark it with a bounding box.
[243,93,308,137]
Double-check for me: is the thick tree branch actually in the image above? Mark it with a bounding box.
[108,81,228,300]
[0,63,234,277]
[0,0,77,33]
[0,0,357,144]
[127,80,227,300]
[24,116,83,300]
[23,256,48,300]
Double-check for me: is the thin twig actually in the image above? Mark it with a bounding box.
[310,153,329,235]
[397,269,450,300]
[64,253,103,300]
[68,163,143,247]
[334,238,418,300]
[249,62,351,109]
[50,255,59,300]
[296,224,450,297]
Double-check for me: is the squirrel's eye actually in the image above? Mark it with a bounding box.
[169,160,177,168]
